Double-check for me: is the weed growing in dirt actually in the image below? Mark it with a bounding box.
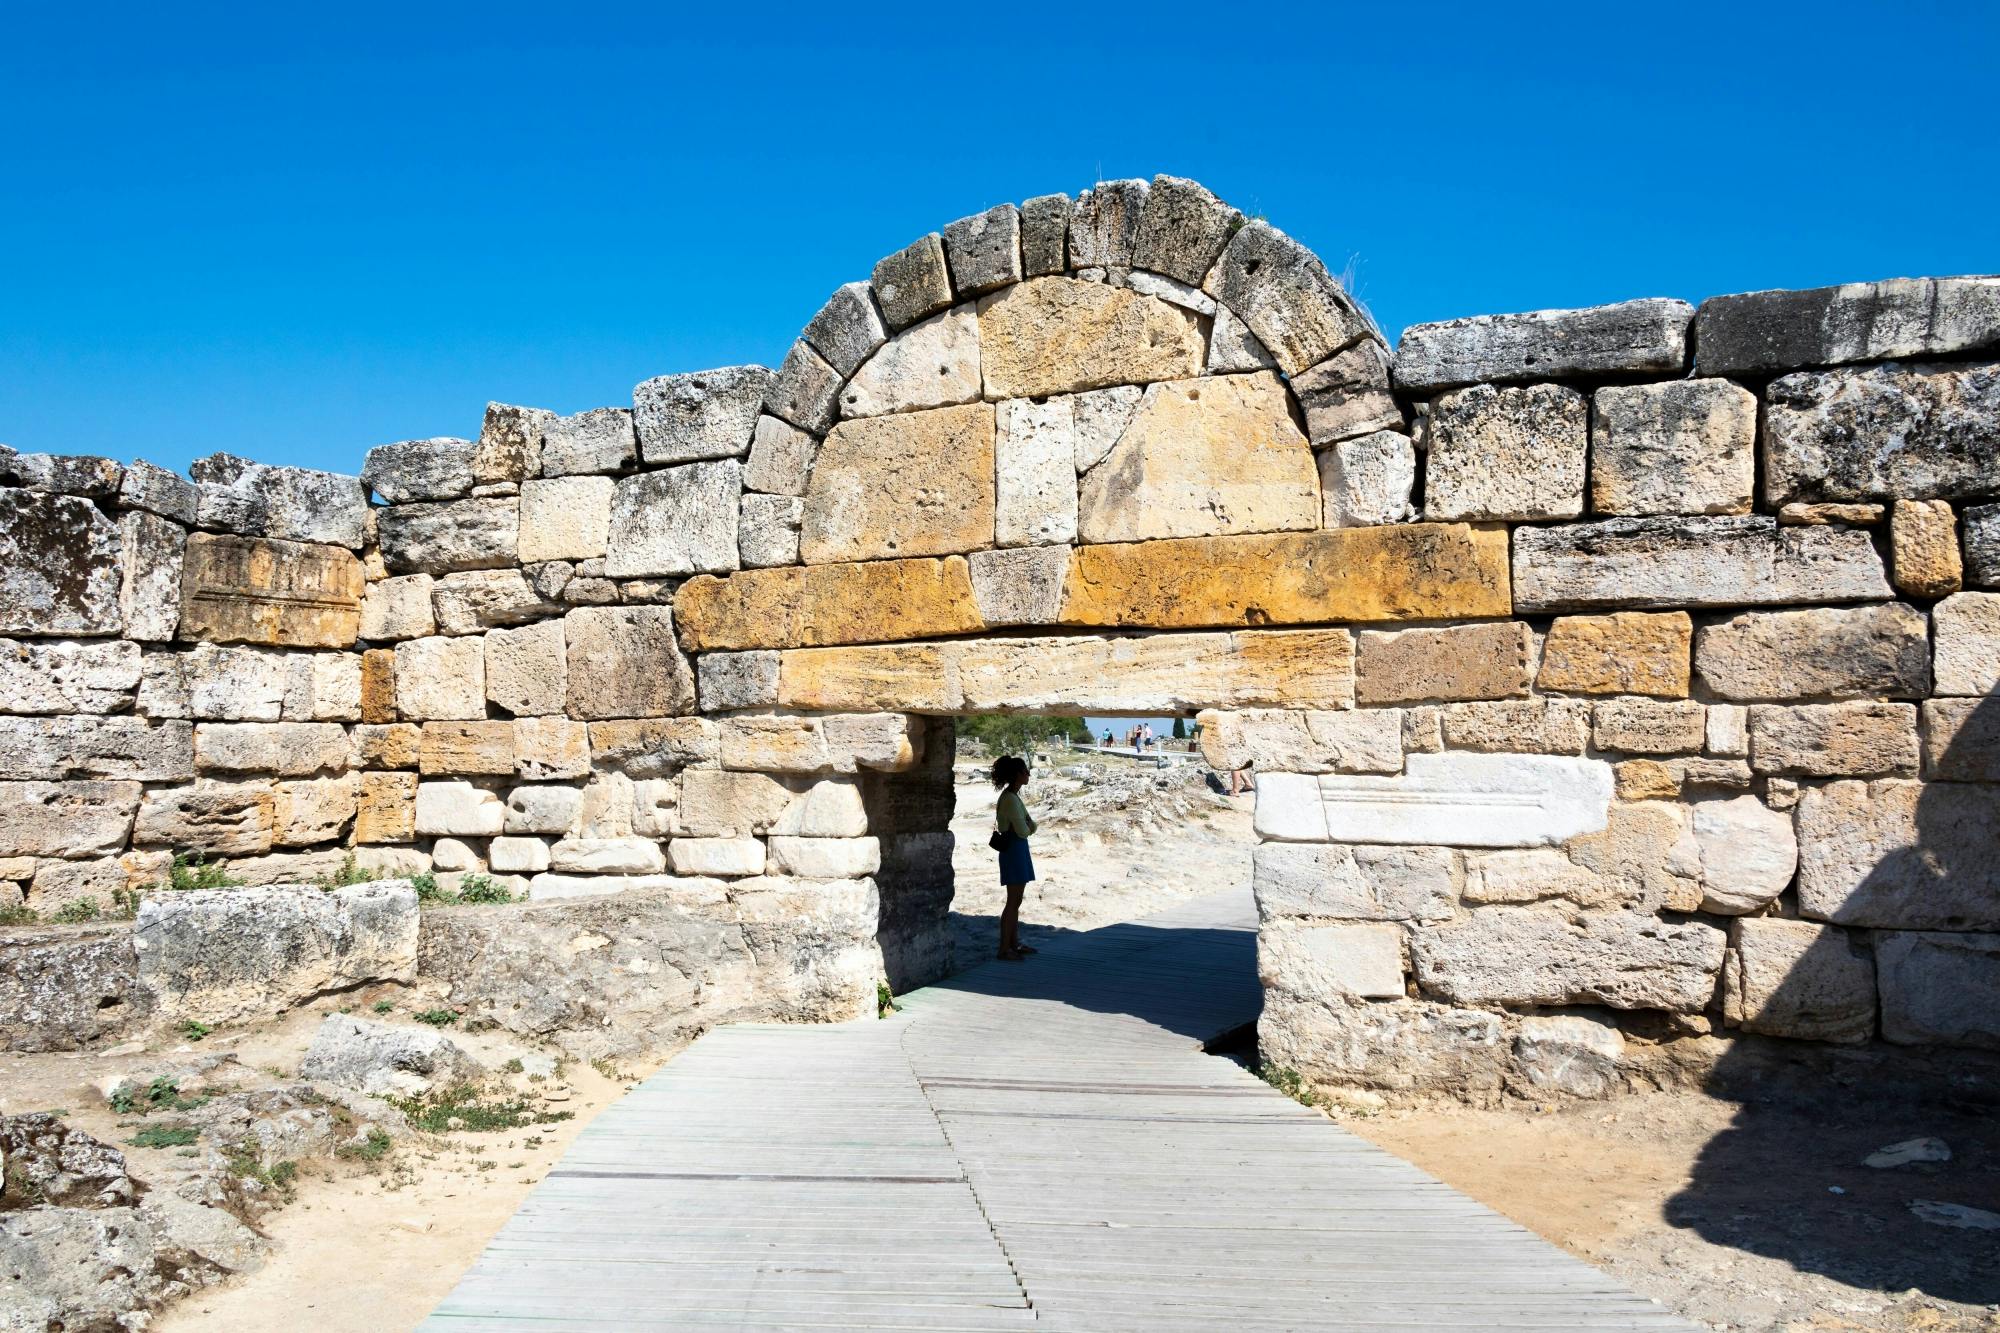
[52,898,101,924]
[372,1000,395,1013]
[0,906,37,927]
[227,1151,299,1197]
[1257,1064,1323,1109]
[389,1083,575,1134]
[110,1076,209,1116]
[182,1020,213,1042]
[501,1058,524,1074]
[128,1123,200,1149]
[877,981,898,1017]
[163,852,244,893]
[336,1128,394,1163]
[409,871,449,903]
[413,1008,458,1027]
[454,874,513,904]
[313,853,381,890]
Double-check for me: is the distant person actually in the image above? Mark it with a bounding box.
[1102,729,1113,747]
[990,755,1038,962]
[1229,758,1256,796]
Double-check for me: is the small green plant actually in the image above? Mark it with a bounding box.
[226,1150,300,1196]
[0,905,37,927]
[163,852,243,893]
[182,1019,213,1042]
[453,874,512,905]
[409,871,449,903]
[111,1075,207,1116]
[52,898,101,924]
[501,1058,524,1075]
[389,1083,574,1134]
[589,1056,621,1081]
[1256,1064,1321,1109]
[413,1008,458,1027]
[313,853,382,890]
[128,1123,200,1149]
[372,1000,395,1014]
[876,981,898,1017]
[336,1128,394,1163]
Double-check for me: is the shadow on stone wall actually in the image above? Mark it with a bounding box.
[1665,690,2000,1307]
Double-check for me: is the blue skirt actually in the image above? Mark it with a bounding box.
[997,834,1035,886]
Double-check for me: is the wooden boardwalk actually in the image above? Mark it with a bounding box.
[423,890,1693,1331]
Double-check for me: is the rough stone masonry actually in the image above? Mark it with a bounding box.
[3,179,1998,1096]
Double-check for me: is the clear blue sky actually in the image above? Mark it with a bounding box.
[3,2,1995,478]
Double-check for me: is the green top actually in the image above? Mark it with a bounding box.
[995,789,1037,839]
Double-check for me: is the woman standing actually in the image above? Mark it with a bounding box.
[990,755,1037,961]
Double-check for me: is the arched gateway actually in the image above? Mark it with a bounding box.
[3,177,1997,1099]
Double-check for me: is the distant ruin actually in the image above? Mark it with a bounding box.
[4,177,1997,1096]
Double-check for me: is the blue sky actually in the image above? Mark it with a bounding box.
[3,2,1995,477]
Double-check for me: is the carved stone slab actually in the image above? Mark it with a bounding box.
[1315,752,1614,848]
[179,533,364,648]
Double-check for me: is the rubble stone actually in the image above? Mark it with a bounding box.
[1424,383,1587,522]
[301,1013,483,1096]
[1318,430,1416,527]
[1796,779,2000,929]
[1692,795,1798,913]
[604,461,742,577]
[1355,621,1530,705]
[1764,360,2000,502]
[1513,1016,1626,1099]
[1536,612,1690,697]
[1694,603,1931,701]
[1748,702,1918,777]
[1590,379,1757,516]
[1891,498,1963,597]
[564,606,695,719]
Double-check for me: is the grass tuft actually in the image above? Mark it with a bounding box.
[388,1083,574,1134]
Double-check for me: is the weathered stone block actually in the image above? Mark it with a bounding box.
[871,234,953,332]
[1614,757,1753,799]
[1355,621,1529,705]
[1692,794,1797,913]
[414,780,505,836]
[178,532,364,648]
[800,405,994,564]
[1723,918,1876,1040]
[1394,298,1693,393]
[1695,276,2000,376]
[192,721,348,777]
[0,780,140,857]
[548,836,665,874]
[1019,193,1068,276]
[273,772,358,846]
[1891,498,1963,598]
[359,573,435,642]
[952,629,1359,714]
[377,497,519,575]
[1797,779,2000,929]
[474,403,552,485]
[1693,603,1930,701]
[964,546,1067,629]
[1257,993,1505,1097]
[1198,708,1399,774]
[1439,699,1591,754]
[283,652,362,722]
[1292,342,1402,448]
[1317,752,1614,848]
[1318,430,1416,528]
[734,494,799,570]
[0,714,190,781]
[354,770,416,843]
[765,340,845,440]
[604,462,742,578]
[667,837,766,877]
[1748,702,1918,777]
[1591,699,1706,755]
[1876,931,2000,1049]
[803,283,887,380]
[1078,372,1317,544]
[134,881,418,1025]
[134,779,275,854]
[839,307,982,419]
[513,716,588,781]
[353,722,419,769]
[1259,921,1405,999]
[564,606,694,719]
[1779,501,1886,525]
[766,835,880,879]
[431,569,559,635]
[1513,1016,1626,1099]
[117,459,198,524]
[585,717,717,776]
[517,476,614,564]
[359,649,395,723]
[1071,384,1144,473]
[1962,502,2000,587]
[1590,379,1756,516]
[417,720,514,776]
[393,635,485,721]
[991,397,1077,548]
[1536,612,1690,697]
[1764,360,2000,503]
[362,437,476,504]
[502,783,580,836]
[1251,843,1457,923]
[1204,220,1372,376]
[1410,908,1724,1011]
[632,365,772,465]
[1068,179,1148,270]
[941,204,1021,296]
[1923,698,2000,782]
[117,511,184,642]
[540,407,635,476]
[190,456,369,549]
[977,277,1203,400]
[770,779,869,838]
[1932,591,2000,695]
[0,639,139,715]
[1424,383,1587,522]
[676,556,983,652]
[484,619,565,718]
[1129,174,1240,286]
[678,768,792,837]
[1706,704,1748,757]
[742,415,816,498]
[1208,306,1277,374]
[1512,515,1892,612]
[1060,525,1513,630]
[696,650,778,713]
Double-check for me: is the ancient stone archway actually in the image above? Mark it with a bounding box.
[3,178,1998,1102]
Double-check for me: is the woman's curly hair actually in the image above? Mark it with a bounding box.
[989,755,1029,789]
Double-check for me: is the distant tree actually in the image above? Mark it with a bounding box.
[1171,717,1186,740]
[955,715,1089,760]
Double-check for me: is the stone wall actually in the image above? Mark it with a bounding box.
[3,177,1996,1088]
